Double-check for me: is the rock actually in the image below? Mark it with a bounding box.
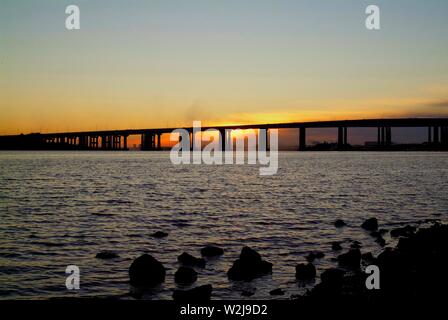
[320,268,345,286]
[375,235,386,247]
[240,246,261,262]
[151,231,168,238]
[173,284,212,302]
[227,246,273,281]
[295,263,316,280]
[306,251,325,262]
[306,224,448,301]
[269,288,285,296]
[396,237,417,252]
[350,241,362,249]
[306,253,315,262]
[376,248,401,269]
[129,254,166,287]
[334,219,347,228]
[337,249,361,269]
[361,252,375,261]
[174,267,198,284]
[178,252,206,268]
[200,245,224,257]
[361,218,378,231]
[95,251,119,259]
[331,242,342,251]
[390,225,416,238]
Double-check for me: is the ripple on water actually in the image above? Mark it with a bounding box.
[0,151,447,300]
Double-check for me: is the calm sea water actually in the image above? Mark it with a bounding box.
[0,151,447,300]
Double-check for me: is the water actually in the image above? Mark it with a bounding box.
[0,151,447,300]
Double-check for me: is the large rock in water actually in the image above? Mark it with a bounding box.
[200,245,224,257]
[95,251,119,259]
[390,225,416,238]
[331,242,343,251]
[320,268,345,287]
[295,263,316,280]
[178,252,206,268]
[172,284,213,302]
[129,254,166,287]
[334,219,347,228]
[361,218,378,231]
[337,249,361,269]
[227,246,273,281]
[306,251,325,262]
[174,267,197,284]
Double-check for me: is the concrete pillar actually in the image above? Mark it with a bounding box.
[299,127,306,151]
[344,127,348,146]
[266,129,270,151]
[141,132,154,150]
[218,129,226,151]
[338,127,343,148]
[428,127,432,144]
[123,135,128,150]
[441,127,447,145]
[433,126,439,144]
[386,127,392,146]
[114,135,121,150]
[157,133,161,150]
[443,126,448,145]
[377,127,381,146]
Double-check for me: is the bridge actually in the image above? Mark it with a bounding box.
[1,118,447,151]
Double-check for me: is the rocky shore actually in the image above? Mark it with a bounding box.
[122,219,448,303]
[300,222,448,304]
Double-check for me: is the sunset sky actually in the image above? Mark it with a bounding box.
[1,0,448,136]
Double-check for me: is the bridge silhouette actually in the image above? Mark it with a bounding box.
[1,118,448,151]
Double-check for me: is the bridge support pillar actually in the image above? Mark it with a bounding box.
[141,132,155,151]
[218,129,226,152]
[428,127,432,144]
[90,136,99,149]
[123,135,128,150]
[101,136,106,149]
[378,127,391,146]
[266,129,270,152]
[338,127,343,148]
[299,127,306,151]
[386,127,392,145]
[82,136,86,148]
[344,127,348,146]
[113,135,121,150]
[433,126,440,144]
[338,127,348,149]
[157,133,161,150]
[441,127,448,146]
